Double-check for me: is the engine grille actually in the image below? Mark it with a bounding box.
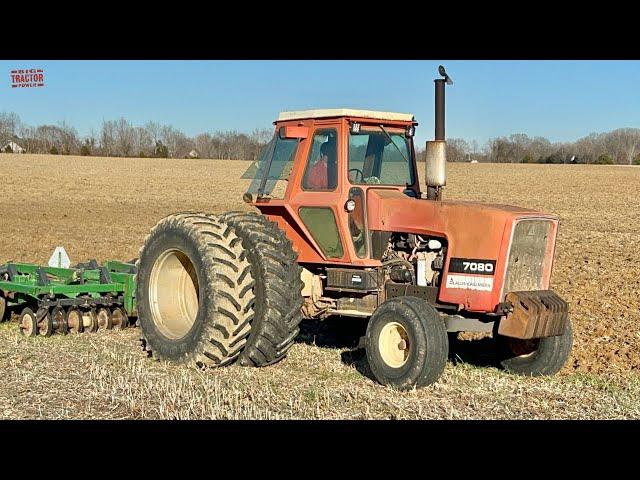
[503,220,553,296]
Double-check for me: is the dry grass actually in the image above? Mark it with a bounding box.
[0,154,638,419]
[1,323,638,419]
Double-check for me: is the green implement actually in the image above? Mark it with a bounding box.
[0,259,137,316]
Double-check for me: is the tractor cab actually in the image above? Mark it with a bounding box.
[242,109,422,267]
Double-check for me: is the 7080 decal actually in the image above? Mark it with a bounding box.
[462,261,494,273]
[448,257,496,276]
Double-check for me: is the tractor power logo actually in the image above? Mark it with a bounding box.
[11,68,45,88]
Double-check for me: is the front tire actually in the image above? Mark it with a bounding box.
[136,212,255,367]
[365,297,448,390]
[496,318,573,376]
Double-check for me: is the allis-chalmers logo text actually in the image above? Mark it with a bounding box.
[11,68,45,88]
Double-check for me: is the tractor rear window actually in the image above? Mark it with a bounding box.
[348,128,414,186]
[243,134,299,198]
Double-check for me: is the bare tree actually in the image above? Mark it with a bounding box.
[194,133,213,158]
[604,128,640,165]
[133,126,153,156]
[114,117,134,157]
[145,121,162,145]
[0,112,21,141]
[100,120,117,156]
[58,121,79,155]
[446,138,471,162]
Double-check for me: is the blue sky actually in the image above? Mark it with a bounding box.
[2,60,639,147]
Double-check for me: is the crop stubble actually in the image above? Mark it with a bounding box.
[0,154,638,374]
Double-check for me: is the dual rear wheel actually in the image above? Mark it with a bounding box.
[136,211,304,369]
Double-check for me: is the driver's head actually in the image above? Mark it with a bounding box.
[320,140,336,164]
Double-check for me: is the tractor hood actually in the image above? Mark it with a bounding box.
[366,189,559,312]
[367,189,557,243]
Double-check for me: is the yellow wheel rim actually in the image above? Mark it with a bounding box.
[378,321,411,368]
[149,249,199,339]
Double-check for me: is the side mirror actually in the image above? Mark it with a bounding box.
[278,126,309,140]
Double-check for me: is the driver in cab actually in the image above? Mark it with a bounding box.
[306,141,337,190]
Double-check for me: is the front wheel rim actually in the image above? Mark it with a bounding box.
[378,321,411,368]
[505,337,540,358]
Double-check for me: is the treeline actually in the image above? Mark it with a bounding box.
[3,111,640,164]
[0,112,272,160]
[442,130,640,165]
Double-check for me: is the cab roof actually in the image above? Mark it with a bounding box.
[277,108,415,122]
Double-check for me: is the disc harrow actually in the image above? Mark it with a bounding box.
[0,260,137,337]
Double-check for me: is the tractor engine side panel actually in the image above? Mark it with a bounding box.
[366,189,559,312]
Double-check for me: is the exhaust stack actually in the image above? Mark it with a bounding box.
[425,65,453,200]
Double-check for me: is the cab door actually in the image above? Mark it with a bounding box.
[286,122,355,264]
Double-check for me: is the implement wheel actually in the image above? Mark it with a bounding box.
[97,308,113,330]
[19,307,38,337]
[37,308,54,337]
[111,307,128,330]
[136,212,254,367]
[83,310,99,333]
[66,308,83,334]
[51,307,68,335]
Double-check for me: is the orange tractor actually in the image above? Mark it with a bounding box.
[136,66,572,390]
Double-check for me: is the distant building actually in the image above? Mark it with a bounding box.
[188,149,199,159]
[1,140,25,154]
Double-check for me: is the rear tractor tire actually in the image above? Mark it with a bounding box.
[136,212,255,367]
[365,297,449,390]
[496,318,573,376]
[221,211,304,367]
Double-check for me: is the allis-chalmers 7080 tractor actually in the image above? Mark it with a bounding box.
[136,67,572,390]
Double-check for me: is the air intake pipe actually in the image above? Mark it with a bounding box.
[425,65,453,201]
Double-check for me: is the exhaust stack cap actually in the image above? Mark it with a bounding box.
[438,65,454,85]
[425,140,446,188]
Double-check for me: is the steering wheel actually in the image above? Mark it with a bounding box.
[364,176,381,185]
[348,168,364,183]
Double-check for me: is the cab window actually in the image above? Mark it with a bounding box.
[348,127,414,186]
[302,129,338,191]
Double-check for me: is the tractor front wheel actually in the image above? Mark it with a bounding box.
[496,318,573,376]
[365,297,448,390]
